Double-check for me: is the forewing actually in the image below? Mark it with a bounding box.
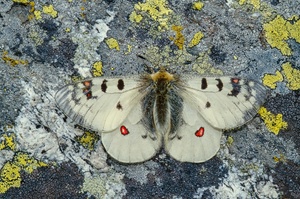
[180,76,266,129]
[165,102,222,163]
[55,77,144,132]
[101,103,162,163]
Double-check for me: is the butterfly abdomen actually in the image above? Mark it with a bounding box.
[140,70,183,137]
[155,78,171,126]
[141,75,172,135]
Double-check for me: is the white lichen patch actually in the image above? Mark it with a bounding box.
[0,150,15,168]
[14,82,65,163]
[194,152,280,199]
[81,171,126,199]
[71,11,115,78]
[119,162,159,185]
[13,79,108,173]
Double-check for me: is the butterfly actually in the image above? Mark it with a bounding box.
[55,68,266,163]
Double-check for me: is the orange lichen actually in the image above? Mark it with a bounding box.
[2,51,28,67]
[170,25,185,50]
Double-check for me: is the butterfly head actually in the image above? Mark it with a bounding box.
[150,69,175,82]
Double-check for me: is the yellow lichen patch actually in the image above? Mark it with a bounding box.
[0,153,47,193]
[263,15,290,55]
[2,51,28,67]
[131,0,173,30]
[0,133,16,151]
[239,0,246,4]
[281,62,300,90]
[286,16,300,43]
[124,44,132,55]
[76,131,99,150]
[71,75,83,83]
[239,0,260,9]
[105,38,120,51]
[188,31,204,47]
[170,25,185,50]
[273,154,286,163]
[258,107,288,135]
[34,10,42,20]
[226,136,234,146]
[192,1,204,10]
[14,153,48,174]
[13,0,30,3]
[250,0,260,9]
[28,1,35,12]
[0,162,21,193]
[91,61,103,77]
[129,11,143,23]
[262,70,283,89]
[65,27,71,33]
[42,5,58,18]
[263,15,300,56]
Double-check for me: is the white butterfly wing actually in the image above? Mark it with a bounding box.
[56,77,162,163]
[165,102,222,163]
[55,78,144,132]
[101,103,162,163]
[181,77,266,129]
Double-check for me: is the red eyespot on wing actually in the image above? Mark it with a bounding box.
[120,125,129,136]
[195,127,205,137]
[231,78,240,84]
[83,88,92,99]
[83,81,92,88]
[86,92,92,99]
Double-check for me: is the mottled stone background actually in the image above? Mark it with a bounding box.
[0,0,299,198]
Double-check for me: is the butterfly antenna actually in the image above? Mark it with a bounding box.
[136,54,155,73]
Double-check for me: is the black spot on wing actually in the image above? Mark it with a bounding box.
[201,78,207,90]
[216,78,223,91]
[101,80,108,92]
[116,101,123,110]
[118,79,124,90]
[141,135,147,139]
[176,135,182,140]
[206,101,211,108]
